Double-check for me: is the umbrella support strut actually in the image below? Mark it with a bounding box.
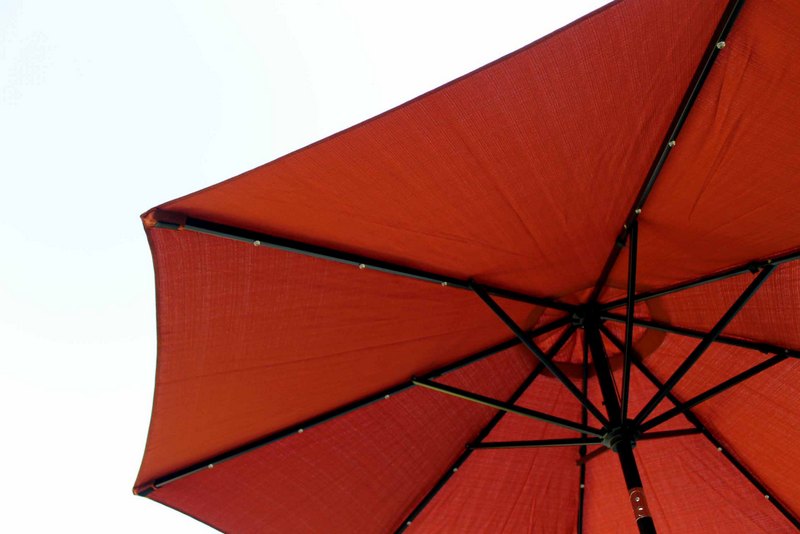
[600,313,800,358]
[585,314,657,534]
[633,265,775,426]
[621,339,800,530]
[471,282,610,427]
[134,317,569,496]
[152,215,576,312]
[577,331,589,534]
[601,247,800,311]
[395,342,560,533]
[588,0,746,304]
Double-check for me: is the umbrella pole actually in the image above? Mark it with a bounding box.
[585,318,657,534]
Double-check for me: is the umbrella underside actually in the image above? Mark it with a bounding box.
[135,0,800,532]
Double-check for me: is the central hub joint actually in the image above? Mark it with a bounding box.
[573,304,604,329]
[580,304,604,331]
[602,422,641,452]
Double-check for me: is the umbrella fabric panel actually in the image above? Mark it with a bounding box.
[608,0,800,292]
[642,335,800,521]
[408,373,583,533]
[641,263,800,352]
[584,435,794,534]
[135,226,540,488]
[583,360,795,533]
[149,345,535,533]
[156,0,727,301]
[688,361,800,523]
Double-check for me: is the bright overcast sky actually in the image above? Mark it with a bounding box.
[1,1,608,531]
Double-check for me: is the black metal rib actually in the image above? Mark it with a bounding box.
[472,428,702,450]
[577,331,589,534]
[470,437,603,449]
[634,265,775,425]
[640,353,789,432]
[413,378,604,437]
[588,0,747,304]
[574,430,702,467]
[134,317,568,495]
[621,220,638,422]
[394,330,571,533]
[601,313,800,358]
[602,249,800,311]
[576,446,608,466]
[638,428,701,441]
[617,335,800,530]
[471,282,610,427]
[153,216,575,312]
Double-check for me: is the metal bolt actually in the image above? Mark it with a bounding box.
[765,495,770,500]
[668,140,676,147]
[716,41,726,49]
[384,394,390,400]
[441,281,448,287]
[208,463,214,469]
[634,208,642,215]
[717,446,723,452]
[406,521,412,526]
[253,240,261,247]
[452,467,458,473]
[298,428,304,434]
[580,483,585,489]
[358,264,366,270]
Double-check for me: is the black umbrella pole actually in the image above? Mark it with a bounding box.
[585,321,656,533]
[617,442,656,534]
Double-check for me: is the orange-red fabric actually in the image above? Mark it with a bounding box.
[640,334,800,524]
[155,0,727,301]
[136,0,800,531]
[605,0,800,294]
[583,338,795,533]
[149,346,535,533]
[136,228,539,487]
[407,372,583,533]
[637,262,800,352]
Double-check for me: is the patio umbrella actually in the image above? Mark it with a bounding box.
[133,0,800,532]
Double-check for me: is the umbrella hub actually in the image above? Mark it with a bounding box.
[602,422,641,452]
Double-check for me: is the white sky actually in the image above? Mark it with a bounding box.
[1,1,608,531]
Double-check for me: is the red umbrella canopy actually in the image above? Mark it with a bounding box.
[134,0,800,532]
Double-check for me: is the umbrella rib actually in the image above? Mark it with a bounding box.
[577,329,589,534]
[601,247,800,311]
[470,437,603,449]
[475,428,703,451]
[133,316,569,495]
[575,446,609,466]
[621,219,638,422]
[601,313,800,358]
[618,336,800,530]
[576,429,702,467]
[638,428,701,441]
[587,0,747,304]
[413,377,604,437]
[151,214,576,313]
[394,341,558,533]
[633,265,775,426]
[471,281,610,427]
[639,353,789,432]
